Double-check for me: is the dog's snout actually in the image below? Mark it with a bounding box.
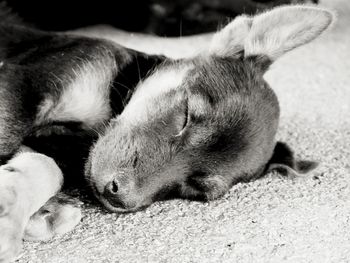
[103,180,126,209]
[99,176,143,211]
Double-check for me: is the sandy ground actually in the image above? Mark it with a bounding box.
[19,0,350,262]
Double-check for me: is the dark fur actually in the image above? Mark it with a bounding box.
[0,5,332,263]
[0,5,325,213]
[0,10,165,164]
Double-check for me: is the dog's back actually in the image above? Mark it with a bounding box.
[0,5,166,164]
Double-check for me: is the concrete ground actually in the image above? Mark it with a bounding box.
[19,0,350,262]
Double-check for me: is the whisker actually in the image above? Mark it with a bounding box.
[110,82,126,109]
[113,81,132,92]
[135,54,141,83]
[88,126,102,137]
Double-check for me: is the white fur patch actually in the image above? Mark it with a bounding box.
[0,151,63,261]
[4,151,63,208]
[120,64,192,124]
[36,58,116,128]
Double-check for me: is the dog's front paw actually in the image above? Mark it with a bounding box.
[24,194,82,241]
[0,206,22,263]
[182,173,230,201]
[0,187,23,263]
[0,186,17,217]
[0,239,21,263]
[0,150,65,261]
[0,227,22,263]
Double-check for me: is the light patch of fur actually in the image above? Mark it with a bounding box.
[24,196,82,241]
[36,57,116,128]
[120,65,192,124]
[70,25,211,59]
[0,151,63,216]
[35,98,54,123]
[0,150,63,261]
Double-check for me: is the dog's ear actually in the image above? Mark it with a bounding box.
[266,142,318,177]
[209,15,252,58]
[111,48,167,113]
[209,5,334,60]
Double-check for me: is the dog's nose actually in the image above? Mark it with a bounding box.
[103,180,125,208]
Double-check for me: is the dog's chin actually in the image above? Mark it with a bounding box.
[98,197,146,213]
[94,191,146,213]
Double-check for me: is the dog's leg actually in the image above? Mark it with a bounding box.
[0,116,25,164]
[0,104,28,164]
[0,148,63,262]
[266,141,318,177]
[181,173,231,201]
[24,193,82,241]
[69,26,212,59]
[0,63,35,164]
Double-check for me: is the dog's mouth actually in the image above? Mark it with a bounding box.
[98,196,129,213]
[97,194,146,213]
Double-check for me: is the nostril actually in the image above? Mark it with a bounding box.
[105,180,119,195]
[111,180,118,193]
[103,181,127,209]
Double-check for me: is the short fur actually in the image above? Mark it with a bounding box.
[87,5,333,212]
[0,4,333,262]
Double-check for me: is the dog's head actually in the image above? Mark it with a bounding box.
[86,6,333,212]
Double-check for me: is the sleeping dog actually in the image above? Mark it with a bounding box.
[0,4,333,262]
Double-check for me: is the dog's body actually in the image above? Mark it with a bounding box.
[0,8,168,262]
[0,11,165,159]
[0,4,333,262]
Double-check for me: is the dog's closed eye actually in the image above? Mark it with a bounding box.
[173,96,190,138]
[177,99,189,136]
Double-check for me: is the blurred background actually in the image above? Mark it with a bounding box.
[4,0,318,36]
